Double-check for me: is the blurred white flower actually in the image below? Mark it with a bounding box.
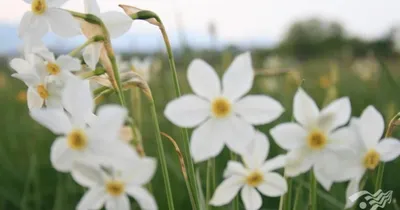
[19,0,80,39]
[130,57,153,82]
[30,78,138,172]
[82,0,132,70]
[210,131,287,210]
[270,88,353,190]
[72,159,158,210]
[164,52,284,162]
[36,51,81,83]
[342,106,400,208]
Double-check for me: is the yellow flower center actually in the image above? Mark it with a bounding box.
[307,130,327,150]
[46,63,61,75]
[211,97,232,118]
[106,180,125,196]
[363,149,380,170]
[246,170,264,187]
[67,129,88,150]
[32,0,47,15]
[37,84,49,99]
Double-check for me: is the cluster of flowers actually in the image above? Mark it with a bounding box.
[9,0,400,210]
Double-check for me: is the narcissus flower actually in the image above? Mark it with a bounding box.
[270,88,353,190]
[36,51,81,82]
[19,0,80,39]
[30,78,138,172]
[164,52,284,162]
[342,106,400,208]
[210,131,287,210]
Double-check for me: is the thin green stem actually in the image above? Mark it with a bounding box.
[69,35,104,57]
[292,184,301,210]
[149,97,175,210]
[279,178,292,210]
[309,172,317,210]
[231,152,239,210]
[206,160,212,210]
[375,112,400,191]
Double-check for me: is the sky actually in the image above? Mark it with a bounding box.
[0,0,399,51]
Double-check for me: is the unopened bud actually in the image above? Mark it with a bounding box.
[119,4,161,27]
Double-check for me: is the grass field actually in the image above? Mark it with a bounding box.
[0,53,399,210]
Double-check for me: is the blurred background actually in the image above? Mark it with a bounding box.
[0,0,400,209]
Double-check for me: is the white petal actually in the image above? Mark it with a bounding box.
[84,0,101,15]
[187,59,221,100]
[223,117,255,156]
[293,88,319,127]
[257,172,287,197]
[284,147,315,177]
[62,78,94,126]
[56,55,81,72]
[223,161,248,178]
[19,12,33,37]
[100,12,132,38]
[318,97,351,132]
[27,87,44,110]
[12,73,40,87]
[222,52,254,101]
[359,106,385,149]
[71,161,104,188]
[10,58,32,74]
[261,155,286,172]
[125,186,158,210]
[240,186,262,210]
[270,122,307,150]
[242,131,269,169]
[47,0,69,7]
[376,138,400,162]
[30,108,71,134]
[83,43,102,70]
[121,157,157,185]
[90,139,140,167]
[46,9,81,37]
[105,195,130,210]
[19,12,48,39]
[234,95,284,125]
[164,95,210,128]
[190,119,225,163]
[50,137,77,172]
[345,178,361,209]
[76,187,107,210]
[327,127,357,151]
[209,176,244,206]
[313,164,333,191]
[88,105,127,142]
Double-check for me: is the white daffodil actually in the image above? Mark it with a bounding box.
[10,56,63,109]
[342,106,400,208]
[82,0,132,70]
[210,131,287,210]
[19,0,80,39]
[130,57,153,82]
[36,51,81,82]
[30,78,138,172]
[270,88,354,190]
[72,159,158,210]
[164,52,284,162]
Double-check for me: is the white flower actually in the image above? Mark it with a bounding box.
[164,52,284,162]
[19,0,80,39]
[36,51,81,82]
[342,106,400,208]
[30,78,138,172]
[10,56,63,109]
[210,131,287,210]
[270,88,353,190]
[72,160,158,210]
[82,0,133,70]
[130,57,153,82]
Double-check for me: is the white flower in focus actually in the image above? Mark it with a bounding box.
[164,52,284,162]
[19,0,80,39]
[82,0,132,70]
[10,56,63,109]
[343,106,400,208]
[210,131,287,210]
[30,78,138,172]
[270,88,354,190]
[130,57,153,82]
[72,160,158,210]
[36,51,81,82]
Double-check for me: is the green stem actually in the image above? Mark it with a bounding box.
[375,112,400,191]
[69,35,104,57]
[292,184,301,210]
[231,152,239,210]
[309,172,317,210]
[279,177,292,210]
[149,97,175,210]
[206,160,212,210]
[79,68,106,79]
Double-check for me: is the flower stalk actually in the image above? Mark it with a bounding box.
[309,172,317,210]
[69,35,104,57]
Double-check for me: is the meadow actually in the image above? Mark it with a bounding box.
[0,51,399,210]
